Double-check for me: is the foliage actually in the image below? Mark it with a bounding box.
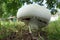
[0,0,60,18]
[0,17,60,40]
[46,0,57,9]
[0,0,22,18]
[44,17,60,40]
[0,0,32,18]
[0,21,25,39]
[57,2,60,8]
[51,9,58,15]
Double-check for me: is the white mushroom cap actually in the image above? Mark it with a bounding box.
[17,4,51,23]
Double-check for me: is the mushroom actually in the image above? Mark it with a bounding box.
[17,4,51,33]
